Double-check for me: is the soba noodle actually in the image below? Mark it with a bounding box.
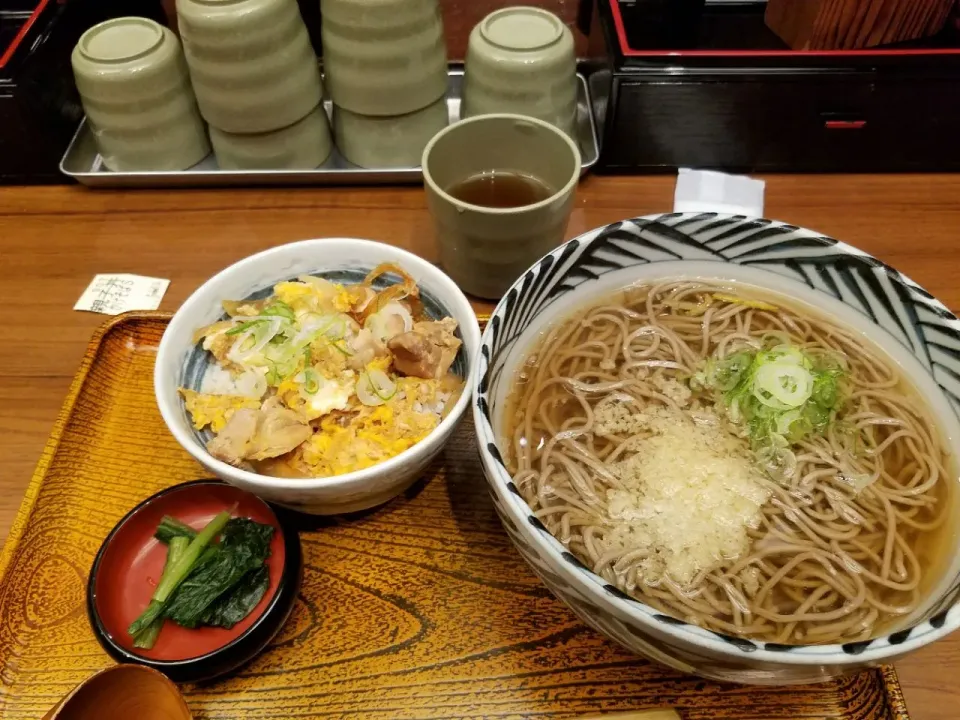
[506,281,954,644]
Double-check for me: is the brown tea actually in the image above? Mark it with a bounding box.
[446,171,554,209]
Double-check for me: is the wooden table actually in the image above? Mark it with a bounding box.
[1,176,958,719]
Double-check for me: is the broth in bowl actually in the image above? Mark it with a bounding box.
[504,280,957,646]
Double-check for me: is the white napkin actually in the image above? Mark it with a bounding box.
[673,168,765,217]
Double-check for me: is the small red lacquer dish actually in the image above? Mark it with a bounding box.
[87,480,302,683]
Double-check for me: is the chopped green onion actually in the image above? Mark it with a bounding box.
[329,339,353,356]
[302,368,320,395]
[262,301,296,322]
[753,362,813,408]
[691,340,849,470]
[266,363,283,386]
[225,319,267,336]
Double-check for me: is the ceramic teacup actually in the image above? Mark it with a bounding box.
[422,113,580,299]
[209,105,332,170]
[461,7,577,138]
[176,0,323,133]
[71,17,210,171]
[320,0,448,116]
[333,97,448,168]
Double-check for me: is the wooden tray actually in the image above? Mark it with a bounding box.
[0,313,911,720]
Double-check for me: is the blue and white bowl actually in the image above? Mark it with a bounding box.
[156,238,480,515]
[471,213,960,684]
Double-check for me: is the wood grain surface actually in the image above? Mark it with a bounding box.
[0,177,959,718]
[0,314,910,719]
[765,0,955,50]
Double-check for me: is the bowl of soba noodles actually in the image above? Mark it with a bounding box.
[472,213,960,684]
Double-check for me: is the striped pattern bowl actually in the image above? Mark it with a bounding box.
[471,213,960,684]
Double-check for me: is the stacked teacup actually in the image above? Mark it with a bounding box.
[177,0,332,169]
[461,7,578,139]
[321,0,449,168]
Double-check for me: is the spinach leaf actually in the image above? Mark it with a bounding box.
[162,518,274,629]
[201,565,271,629]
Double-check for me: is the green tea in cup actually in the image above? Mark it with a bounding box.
[446,171,555,209]
[422,114,580,299]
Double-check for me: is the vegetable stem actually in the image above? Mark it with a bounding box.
[155,516,198,544]
[128,509,232,636]
[132,620,162,649]
[131,536,190,649]
[154,509,232,603]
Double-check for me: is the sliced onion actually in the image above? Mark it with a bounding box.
[768,345,810,368]
[227,317,283,364]
[364,302,414,342]
[234,368,268,398]
[356,369,397,406]
[290,313,332,346]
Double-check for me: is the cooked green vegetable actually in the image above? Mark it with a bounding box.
[202,565,270,629]
[128,509,232,636]
[132,536,189,649]
[129,514,274,643]
[692,341,848,478]
[163,518,274,629]
[155,516,197,544]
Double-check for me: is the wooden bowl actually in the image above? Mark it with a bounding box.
[42,665,191,720]
[87,480,302,682]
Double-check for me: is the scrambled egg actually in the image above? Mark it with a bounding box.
[180,389,260,432]
[277,371,357,421]
[274,280,355,314]
[296,402,440,476]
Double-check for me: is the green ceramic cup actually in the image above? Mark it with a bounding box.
[334,97,448,169]
[422,114,580,300]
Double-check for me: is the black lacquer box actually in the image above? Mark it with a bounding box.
[585,0,960,173]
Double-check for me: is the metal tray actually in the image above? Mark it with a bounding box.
[59,69,599,188]
[0,312,911,720]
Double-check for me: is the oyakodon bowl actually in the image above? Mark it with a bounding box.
[155,238,481,515]
[471,213,960,684]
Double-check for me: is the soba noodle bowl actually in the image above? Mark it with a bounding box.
[505,281,956,645]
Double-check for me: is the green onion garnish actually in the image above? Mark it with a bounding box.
[225,318,268,336]
[262,301,296,322]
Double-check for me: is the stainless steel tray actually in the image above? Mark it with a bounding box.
[60,69,599,188]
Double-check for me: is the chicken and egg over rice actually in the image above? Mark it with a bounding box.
[180,264,465,478]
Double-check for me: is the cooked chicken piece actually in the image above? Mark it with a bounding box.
[387,318,461,379]
[207,398,312,466]
[347,328,389,371]
[207,408,258,465]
